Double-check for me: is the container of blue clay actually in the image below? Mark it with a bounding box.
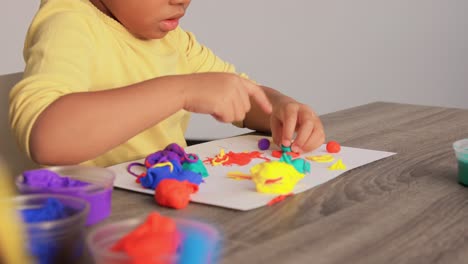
[14,193,89,264]
[16,165,115,225]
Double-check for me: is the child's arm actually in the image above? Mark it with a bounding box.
[243,86,325,153]
[30,73,271,165]
[175,29,324,152]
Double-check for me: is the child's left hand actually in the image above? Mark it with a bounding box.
[270,96,325,153]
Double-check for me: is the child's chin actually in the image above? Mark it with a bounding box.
[134,31,168,40]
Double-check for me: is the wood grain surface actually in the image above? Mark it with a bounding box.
[86,102,468,264]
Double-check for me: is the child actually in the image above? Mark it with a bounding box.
[9,0,325,167]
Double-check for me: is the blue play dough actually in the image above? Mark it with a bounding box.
[178,224,221,264]
[182,156,209,178]
[21,198,81,264]
[140,160,203,190]
[21,198,71,223]
[279,146,311,174]
[281,145,292,152]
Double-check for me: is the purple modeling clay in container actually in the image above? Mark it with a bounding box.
[14,194,89,264]
[16,166,115,225]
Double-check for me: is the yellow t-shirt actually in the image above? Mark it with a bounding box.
[10,0,243,167]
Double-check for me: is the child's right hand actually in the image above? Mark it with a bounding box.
[182,73,272,122]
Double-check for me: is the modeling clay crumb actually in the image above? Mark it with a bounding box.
[267,193,294,206]
[328,159,347,170]
[258,138,271,150]
[326,141,341,153]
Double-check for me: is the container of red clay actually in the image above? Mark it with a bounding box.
[16,166,115,226]
[14,193,89,264]
[87,212,221,264]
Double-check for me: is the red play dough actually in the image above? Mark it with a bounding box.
[271,150,300,158]
[204,151,270,166]
[326,141,341,153]
[154,179,199,209]
[111,212,180,260]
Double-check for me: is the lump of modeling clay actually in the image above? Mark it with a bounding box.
[127,143,207,210]
[22,169,90,188]
[155,179,199,209]
[111,212,181,259]
[250,161,304,194]
[326,141,341,153]
[258,138,271,150]
[21,198,70,223]
[140,161,203,190]
[328,159,347,170]
[182,156,209,177]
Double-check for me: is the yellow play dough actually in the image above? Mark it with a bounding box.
[250,161,304,194]
[306,154,335,163]
[211,149,229,166]
[328,159,347,170]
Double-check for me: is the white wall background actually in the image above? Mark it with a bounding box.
[1,0,467,140]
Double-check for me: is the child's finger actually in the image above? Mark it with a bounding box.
[302,128,325,152]
[281,107,298,147]
[300,118,325,152]
[237,84,251,114]
[231,98,240,122]
[243,80,272,114]
[270,117,282,146]
[291,119,314,152]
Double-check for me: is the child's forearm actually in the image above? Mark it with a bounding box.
[30,76,187,165]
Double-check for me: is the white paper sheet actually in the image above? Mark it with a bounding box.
[108,135,395,210]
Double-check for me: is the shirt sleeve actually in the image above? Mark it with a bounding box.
[174,27,237,74]
[9,12,96,158]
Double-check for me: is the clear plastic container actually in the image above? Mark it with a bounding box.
[16,165,115,225]
[453,139,468,186]
[87,214,221,264]
[13,193,90,264]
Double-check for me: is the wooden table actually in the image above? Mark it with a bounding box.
[88,102,468,264]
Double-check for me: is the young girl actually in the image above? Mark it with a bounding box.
[10,0,325,167]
